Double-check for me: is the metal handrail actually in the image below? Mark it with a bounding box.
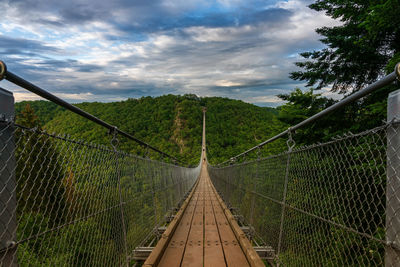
[218,62,400,166]
[0,60,182,164]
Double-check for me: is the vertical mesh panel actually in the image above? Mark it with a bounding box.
[0,123,200,266]
[209,123,396,266]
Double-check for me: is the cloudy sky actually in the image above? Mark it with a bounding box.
[0,0,338,106]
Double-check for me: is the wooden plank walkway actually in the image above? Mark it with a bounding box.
[143,109,264,267]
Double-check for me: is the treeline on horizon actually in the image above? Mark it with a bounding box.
[15,95,284,166]
[14,82,397,166]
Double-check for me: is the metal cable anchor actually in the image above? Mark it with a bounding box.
[286,128,296,150]
[256,146,261,159]
[396,62,400,81]
[110,126,119,150]
[0,60,7,81]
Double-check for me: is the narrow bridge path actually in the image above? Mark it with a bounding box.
[143,109,264,267]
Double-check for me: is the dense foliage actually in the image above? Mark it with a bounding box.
[13,104,198,266]
[15,101,65,126]
[290,0,400,93]
[276,86,395,146]
[15,95,286,166]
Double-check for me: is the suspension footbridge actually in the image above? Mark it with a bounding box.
[142,109,264,267]
[1,61,400,266]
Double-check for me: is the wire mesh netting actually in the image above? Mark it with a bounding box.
[0,122,200,266]
[209,122,400,266]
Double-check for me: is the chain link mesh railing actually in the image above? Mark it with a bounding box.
[209,122,400,266]
[0,122,200,266]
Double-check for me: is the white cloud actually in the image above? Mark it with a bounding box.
[14,92,43,102]
[245,95,283,103]
[14,91,125,102]
[0,0,341,106]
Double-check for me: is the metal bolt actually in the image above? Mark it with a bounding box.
[0,60,6,81]
[6,240,16,249]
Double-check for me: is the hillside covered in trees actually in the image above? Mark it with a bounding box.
[16,78,397,166]
[16,81,397,166]
[15,95,286,165]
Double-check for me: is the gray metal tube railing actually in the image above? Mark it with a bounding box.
[218,63,400,166]
[0,60,182,164]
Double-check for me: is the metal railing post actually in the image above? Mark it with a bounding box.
[277,129,295,265]
[0,88,17,266]
[110,130,129,267]
[150,162,158,227]
[250,148,261,226]
[386,89,400,266]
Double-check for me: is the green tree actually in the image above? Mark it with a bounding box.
[290,0,400,93]
[277,86,400,146]
[277,88,357,144]
[277,88,335,125]
[15,104,66,225]
[15,100,65,126]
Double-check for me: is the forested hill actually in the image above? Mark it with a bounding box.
[15,94,286,165]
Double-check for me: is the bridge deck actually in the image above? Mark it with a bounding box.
[144,162,264,267]
[165,165,250,267]
[143,108,264,267]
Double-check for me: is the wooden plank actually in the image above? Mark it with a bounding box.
[204,183,226,267]
[143,179,199,267]
[209,173,265,267]
[207,177,250,267]
[180,176,205,267]
[157,193,199,267]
